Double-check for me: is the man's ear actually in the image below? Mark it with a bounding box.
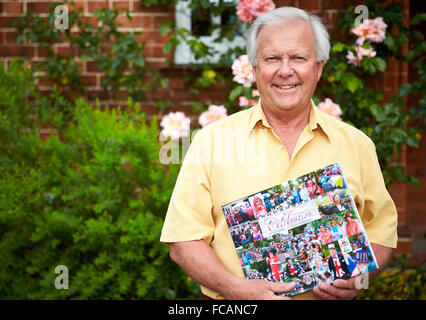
[316,61,325,82]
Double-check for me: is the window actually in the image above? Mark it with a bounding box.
[174,0,246,64]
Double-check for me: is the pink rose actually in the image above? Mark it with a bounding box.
[317,98,342,120]
[236,0,276,23]
[238,90,260,107]
[236,1,253,23]
[231,54,255,87]
[350,17,387,46]
[346,45,377,66]
[160,111,191,140]
[198,104,228,127]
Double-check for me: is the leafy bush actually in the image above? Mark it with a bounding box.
[12,1,167,126]
[357,256,426,300]
[0,61,199,299]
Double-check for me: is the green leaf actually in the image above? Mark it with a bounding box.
[163,41,173,54]
[159,21,173,36]
[410,13,426,25]
[384,36,396,51]
[407,136,419,148]
[346,76,363,93]
[398,84,412,97]
[332,43,346,53]
[229,86,243,102]
[374,57,387,72]
[411,30,424,41]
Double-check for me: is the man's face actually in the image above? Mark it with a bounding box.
[253,20,324,115]
[330,248,337,257]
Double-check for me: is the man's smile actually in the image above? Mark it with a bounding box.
[274,83,300,90]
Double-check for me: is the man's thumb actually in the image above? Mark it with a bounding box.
[270,281,296,293]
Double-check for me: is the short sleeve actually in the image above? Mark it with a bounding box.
[359,138,398,248]
[160,130,215,244]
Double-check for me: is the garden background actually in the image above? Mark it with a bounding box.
[0,0,424,299]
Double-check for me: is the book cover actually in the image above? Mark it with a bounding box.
[221,163,378,296]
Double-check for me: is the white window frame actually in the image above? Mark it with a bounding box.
[174,0,246,64]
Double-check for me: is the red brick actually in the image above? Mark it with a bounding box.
[324,10,339,29]
[169,77,185,89]
[140,30,166,43]
[0,45,35,57]
[112,1,130,11]
[145,43,171,59]
[116,14,152,28]
[87,1,110,13]
[395,240,412,254]
[133,2,173,13]
[409,225,426,239]
[85,90,111,101]
[3,2,23,14]
[299,0,320,12]
[0,17,16,28]
[4,31,20,44]
[86,61,102,73]
[73,1,85,11]
[27,2,53,14]
[152,15,173,29]
[112,89,129,100]
[55,46,75,57]
[273,0,298,7]
[83,75,98,87]
[36,47,50,58]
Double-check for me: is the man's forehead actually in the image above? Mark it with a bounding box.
[257,21,315,52]
[258,18,312,37]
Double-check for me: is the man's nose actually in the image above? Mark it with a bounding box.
[277,59,294,77]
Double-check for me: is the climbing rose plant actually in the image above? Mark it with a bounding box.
[158,0,425,189]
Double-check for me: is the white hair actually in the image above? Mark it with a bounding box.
[246,7,330,66]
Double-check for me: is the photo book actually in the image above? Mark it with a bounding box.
[221,163,378,296]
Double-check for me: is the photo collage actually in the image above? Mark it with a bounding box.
[222,163,378,296]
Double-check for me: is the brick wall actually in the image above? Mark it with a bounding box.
[1,0,424,266]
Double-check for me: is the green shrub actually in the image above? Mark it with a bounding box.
[0,61,199,299]
[356,256,426,300]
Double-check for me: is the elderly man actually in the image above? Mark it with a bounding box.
[160,7,397,300]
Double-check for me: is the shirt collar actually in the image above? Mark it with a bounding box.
[248,99,331,141]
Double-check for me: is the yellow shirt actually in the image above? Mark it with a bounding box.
[160,100,398,300]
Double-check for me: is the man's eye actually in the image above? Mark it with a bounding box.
[294,56,305,60]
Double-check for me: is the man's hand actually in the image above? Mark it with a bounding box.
[169,240,296,300]
[312,277,359,300]
[227,279,296,300]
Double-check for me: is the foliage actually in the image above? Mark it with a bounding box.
[12,0,166,127]
[6,0,425,299]
[318,1,426,187]
[11,0,425,187]
[158,0,425,188]
[356,256,426,300]
[0,61,199,299]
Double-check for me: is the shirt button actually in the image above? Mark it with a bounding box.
[279,145,284,150]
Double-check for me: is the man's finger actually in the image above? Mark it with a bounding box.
[268,281,296,293]
[313,286,338,300]
[332,278,356,289]
[316,282,358,300]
